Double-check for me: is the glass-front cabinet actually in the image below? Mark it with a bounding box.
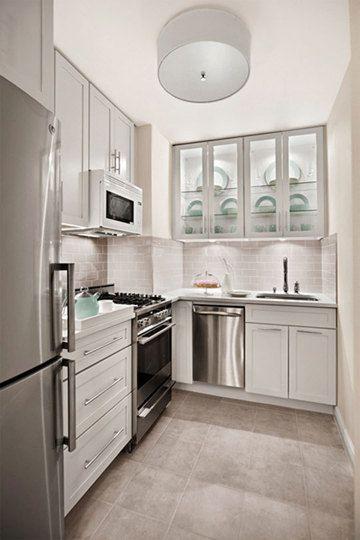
[283,127,324,237]
[244,133,282,237]
[173,139,243,240]
[173,126,325,240]
[244,127,324,238]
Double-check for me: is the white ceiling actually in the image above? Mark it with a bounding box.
[54,0,350,144]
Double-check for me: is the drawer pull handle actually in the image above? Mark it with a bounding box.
[84,377,124,406]
[298,330,323,335]
[84,429,124,470]
[259,327,282,332]
[83,336,124,356]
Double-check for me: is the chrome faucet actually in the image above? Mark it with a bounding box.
[283,257,288,293]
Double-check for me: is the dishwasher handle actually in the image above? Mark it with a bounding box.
[193,308,243,317]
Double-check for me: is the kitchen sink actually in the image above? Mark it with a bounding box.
[256,293,319,301]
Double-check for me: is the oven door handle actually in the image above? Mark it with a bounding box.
[138,381,176,418]
[138,322,175,345]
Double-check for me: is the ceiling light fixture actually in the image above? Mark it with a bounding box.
[157,8,251,103]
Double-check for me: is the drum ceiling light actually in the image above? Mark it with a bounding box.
[157,8,251,103]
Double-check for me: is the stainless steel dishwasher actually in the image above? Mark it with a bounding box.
[193,305,245,388]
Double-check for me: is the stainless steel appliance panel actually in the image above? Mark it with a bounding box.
[193,305,245,388]
[0,359,64,540]
[0,75,62,383]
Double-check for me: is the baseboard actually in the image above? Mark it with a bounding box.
[175,381,334,414]
[334,406,355,467]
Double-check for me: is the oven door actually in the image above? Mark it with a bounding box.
[137,321,175,408]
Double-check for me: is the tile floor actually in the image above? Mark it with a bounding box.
[66,390,354,540]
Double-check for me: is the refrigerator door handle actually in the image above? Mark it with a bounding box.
[51,262,75,353]
[62,358,76,452]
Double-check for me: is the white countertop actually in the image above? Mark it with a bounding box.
[164,288,337,309]
[63,304,135,340]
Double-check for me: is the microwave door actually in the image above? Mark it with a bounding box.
[103,188,135,233]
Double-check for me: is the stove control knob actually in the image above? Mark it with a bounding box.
[138,318,150,328]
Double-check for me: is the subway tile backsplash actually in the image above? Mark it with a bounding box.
[183,240,323,293]
[61,236,107,289]
[61,234,337,298]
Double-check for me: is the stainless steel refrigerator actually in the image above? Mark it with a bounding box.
[0,75,76,539]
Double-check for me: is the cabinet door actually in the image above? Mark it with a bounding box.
[244,133,283,237]
[89,85,112,171]
[245,323,288,398]
[208,139,244,238]
[172,301,193,383]
[289,327,336,404]
[55,52,89,227]
[0,0,54,111]
[283,127,325,238]
[173,143,208,240]
[111,106,133,183]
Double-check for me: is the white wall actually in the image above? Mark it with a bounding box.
[349,0,360,531]
[135,124,171,239]
[327,0,360,531]
[151,126,171,239]
[327,67,355,444]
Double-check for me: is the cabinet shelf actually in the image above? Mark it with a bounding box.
[181,213,238,220]
[251,181,317,189]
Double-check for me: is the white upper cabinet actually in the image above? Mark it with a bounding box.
[173,143,208,240]
[89,86,112,172]
[244,133,282,238]
[55,52,89,227]
[173,126,325,240]
[283,127,325,238]
[90,85,134,182]
[111,107,133,183]
[244,127,325,238]
[0,0,54,111]
[173,139,244,240]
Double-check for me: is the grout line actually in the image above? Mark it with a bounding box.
[88,499,115,540]
[161,423,211,539]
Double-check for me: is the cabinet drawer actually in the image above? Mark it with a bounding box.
[64,394,131,514]
[64,346,132,437]
[245,304,336,329]
[65,321,131,374]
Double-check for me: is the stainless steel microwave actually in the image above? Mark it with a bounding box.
[89,170,142,235]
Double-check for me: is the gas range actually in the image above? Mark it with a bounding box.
[98,291,166,310]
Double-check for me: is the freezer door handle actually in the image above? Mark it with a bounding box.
[62,358,76,452]
[51,262,75,353]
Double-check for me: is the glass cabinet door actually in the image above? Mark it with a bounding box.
[283,127,324,237]
[208,139,243,238]
[173,143,208,240]
[244,133,282,237]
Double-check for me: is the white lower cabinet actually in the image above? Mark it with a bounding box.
[289,327,336,405]
[245,315,336,404]
[64,394,131,514]
[245,324,288,398]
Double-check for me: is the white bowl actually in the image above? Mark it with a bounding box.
[98,300,114,313]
